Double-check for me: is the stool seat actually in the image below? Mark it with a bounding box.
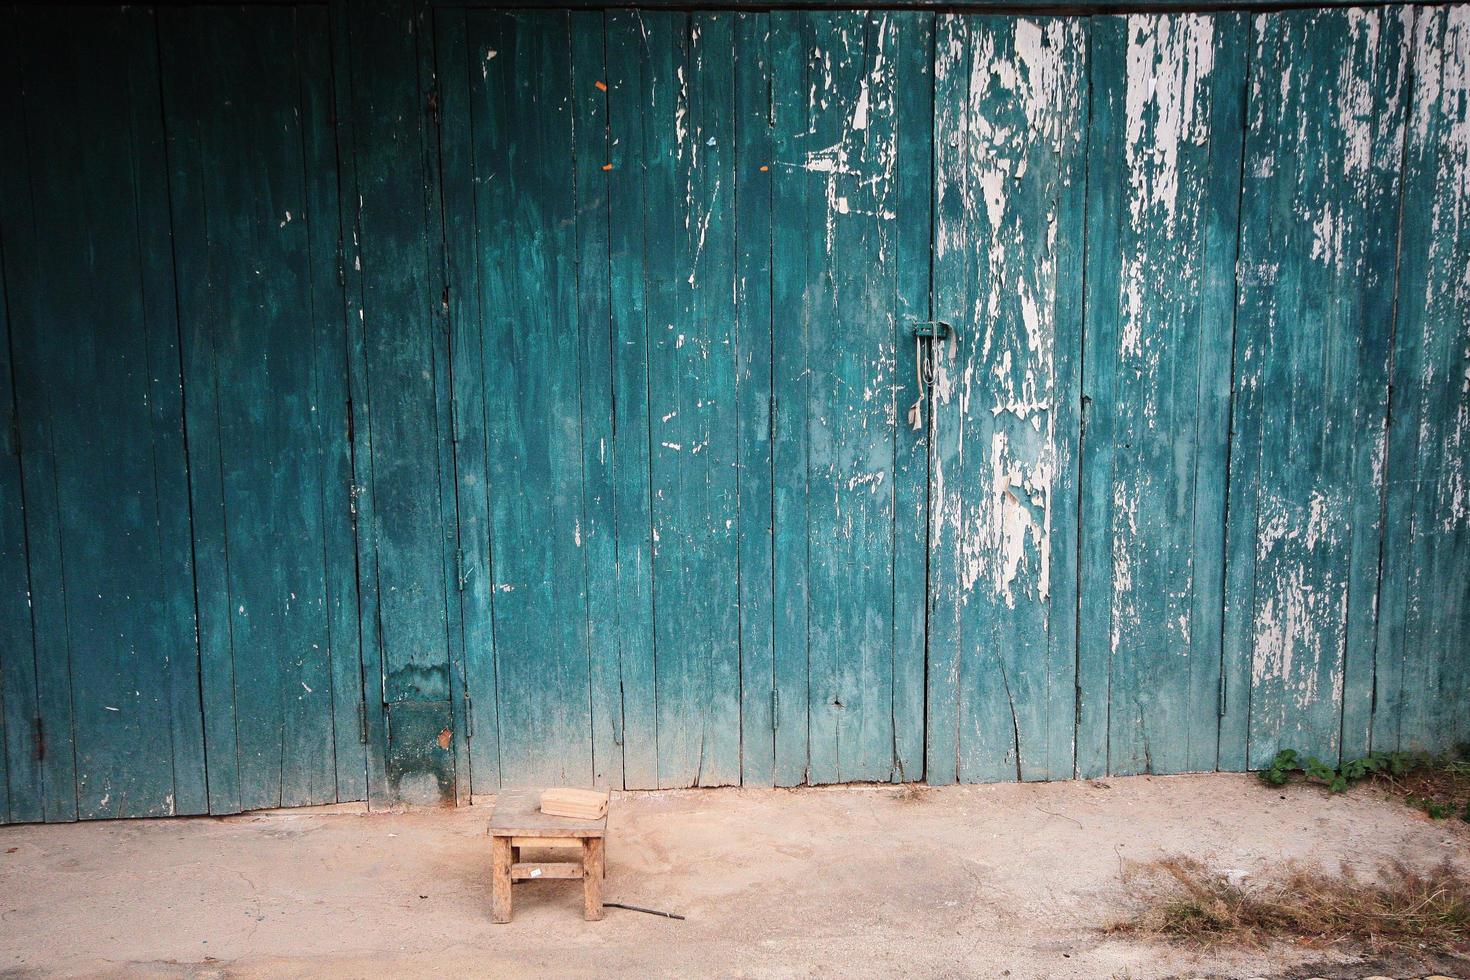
[487,787,608,923]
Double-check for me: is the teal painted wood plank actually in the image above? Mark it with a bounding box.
[297,4,369,804]
[1227,8,1408,769]
[604,10,658,790]
[889,11,935,785]
[1077,13,1244,777]
[0,203,40,825]
[924,13,970,786]
[781,11,918,785]
[4,7,203,819]
[330,0,392,809]
[131,8,211,818]
[0,16,43,825]
[929,15,1088,784]
[1076,15,1126,781]
[733,11,776,788]
[643,12,742,788]
[342,0,456,803]
[467,10,593,786]
[434,7,502,794]
[161,5,345,812]
[418,0,472,808]
[770,10,814,787]
[1377,5,1470,756]
[568,10,621,790]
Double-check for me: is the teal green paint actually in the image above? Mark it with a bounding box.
[733,11,777,788]
[460,10,594,787]
[434,7,503,793]
[889,12,935,785]
[2,7,205,820]
[569,10,623,793]
[928,15,1088,784]
[1225,8,1408,770]
[160,6,358,811]
[340,0,457,803]
[770,10,814,786]
[1078,14,1245,778]
[604,10,659,791]
[0,170,39,825]
[1377,5,1470,756]
[3,2,1470,821]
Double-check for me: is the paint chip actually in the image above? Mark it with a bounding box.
[602,163,613,171]
[759,165,769,172]
[595,80,608,92]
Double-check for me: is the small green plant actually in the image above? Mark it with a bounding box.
[1257,747,1415,793]
[1260,746,1470,822]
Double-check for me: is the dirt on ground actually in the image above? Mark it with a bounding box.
[1,773,1467,979]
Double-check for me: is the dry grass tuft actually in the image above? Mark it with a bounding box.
[891,783,933,804]
[1110,856,1470,959]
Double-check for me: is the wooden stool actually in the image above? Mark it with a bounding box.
[487,787,608,923]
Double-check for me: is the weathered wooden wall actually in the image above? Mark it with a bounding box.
[0,1,1466,823]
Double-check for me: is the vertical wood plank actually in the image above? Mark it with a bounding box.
[890,12,936,785]
[605,10,658,790]
[569,10,621,790]
[341,0,457,803]
[468,11,592,786]
[0,195,39,824]
[2,7,204,819]
[770,9,813,787]
[1077,13,1245,776]
[1377,5,1470,755]
[435,7,502,794]
[929,15,1088,784]
[636,12,742,788]
[733,11,776,788]
[1226,8,1407,768]
[299,4,369,805]
[161,5,344,812]
[925,14,969,786]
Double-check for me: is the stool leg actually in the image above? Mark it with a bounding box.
[491,836,513,924]
[582,838,605,921]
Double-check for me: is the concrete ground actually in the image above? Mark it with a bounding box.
[1,773,1467,980]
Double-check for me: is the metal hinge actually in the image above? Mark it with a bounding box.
[1217,673,1227,718]
[771,689,780,731]
[357,701,369,744]
[768,395,777,442]
[464,696,474,739]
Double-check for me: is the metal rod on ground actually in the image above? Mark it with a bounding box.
[602,902,685,920]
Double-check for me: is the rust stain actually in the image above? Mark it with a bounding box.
[437,728,452,750]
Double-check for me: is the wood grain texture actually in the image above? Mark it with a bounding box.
[463,10,593,787]
[1,7,206,820]
[1077,13,1245,777]
[1222,7,1408,770]
[1376,4,1470,755]
[160,5,354,813]
[340,0,457,804]
[928,15,1088,784]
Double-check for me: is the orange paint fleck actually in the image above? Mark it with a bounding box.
[759,165,769,172]
[602,163,614,171]
[595,80,608,92]
[437,728,452,750]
